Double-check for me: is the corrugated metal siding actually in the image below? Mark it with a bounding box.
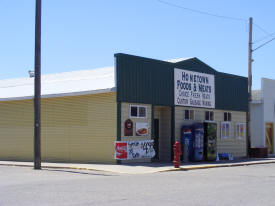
[115,53,248,112]
[0,92,117,163]
[215,72,248,111]
[116,54,174,106]
[0,100,33,160]
[174,58,216,75]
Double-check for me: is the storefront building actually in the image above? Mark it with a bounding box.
[251,78,275,156]
[0,53,248,163]
[115,54,248,163]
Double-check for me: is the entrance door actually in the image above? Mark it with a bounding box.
[154,106,171,162]
[154,119,159,160]
[265,123,274,154]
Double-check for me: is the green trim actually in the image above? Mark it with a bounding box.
[117,101,121,141]
[151,104,155,162]
[151,104,154,140]
[116,101,121,164]
[171,106,175,161]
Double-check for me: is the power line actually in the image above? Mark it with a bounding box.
[157,0,275,50]
[253,32,275,44]
[253,22,270,35]
[157,0,247,22]
[252,22,275,44]
[253,37,275,52]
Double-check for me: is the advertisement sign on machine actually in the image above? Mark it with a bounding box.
[115,140,155,160]
[174,68,215,108]
[182,126,193,162]
[192,123,204,161]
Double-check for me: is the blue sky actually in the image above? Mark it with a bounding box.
[0,0,274,89]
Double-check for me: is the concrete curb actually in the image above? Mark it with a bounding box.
[157,160,275,173]
[1,160,275,174]
[180,160,275,171]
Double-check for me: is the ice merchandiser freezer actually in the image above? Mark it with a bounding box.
[182,126,193,162]
[203,122,217,161]
[192,123,204,161]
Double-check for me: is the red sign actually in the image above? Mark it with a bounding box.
[115,142,127,159]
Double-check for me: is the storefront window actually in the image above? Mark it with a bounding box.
[235,123,245,139]
[224,112,232,121]
[139,107,146,117]
[130,106,138,117]
[130,105,147,118]
[221,122,231,138]
[205,111,214,121]
[184,110,194,120]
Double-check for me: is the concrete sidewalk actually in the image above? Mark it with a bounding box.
[1,158,275,174]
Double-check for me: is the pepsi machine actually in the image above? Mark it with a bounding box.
[181,126,193,162]
[192,123,204,161]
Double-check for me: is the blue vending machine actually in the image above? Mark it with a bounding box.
[192,123,204,161]
[181,126,193,162]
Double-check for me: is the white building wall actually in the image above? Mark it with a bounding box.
[262,78,275,153]
[250,103,264,147]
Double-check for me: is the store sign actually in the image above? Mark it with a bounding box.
[174,68,215,108]
[115,140,155,160]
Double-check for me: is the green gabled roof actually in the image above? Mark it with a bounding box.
[173,57,217,75]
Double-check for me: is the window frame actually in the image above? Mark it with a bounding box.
[205,111,214,122]
[235,122,245,139]
[224,112,232,122]
[221,121,231,139]
[184,109,195,120]
[129,105,147,118]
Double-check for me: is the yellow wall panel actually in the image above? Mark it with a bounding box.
[0,100,33,161]
[0,92,117,163]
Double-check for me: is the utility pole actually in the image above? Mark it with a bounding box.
[247,17,253,156]
[246,17,275,157]
[34,0,42,169]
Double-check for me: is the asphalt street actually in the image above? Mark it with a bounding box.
[1,163,275,206]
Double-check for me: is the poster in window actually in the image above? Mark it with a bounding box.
[236,123,245,138]
[236,124,240,137]
[226,123,230,137]
[221,123,226,137]
[221,122,230,138]
[240,124,244,137]
[136,122,149,136]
